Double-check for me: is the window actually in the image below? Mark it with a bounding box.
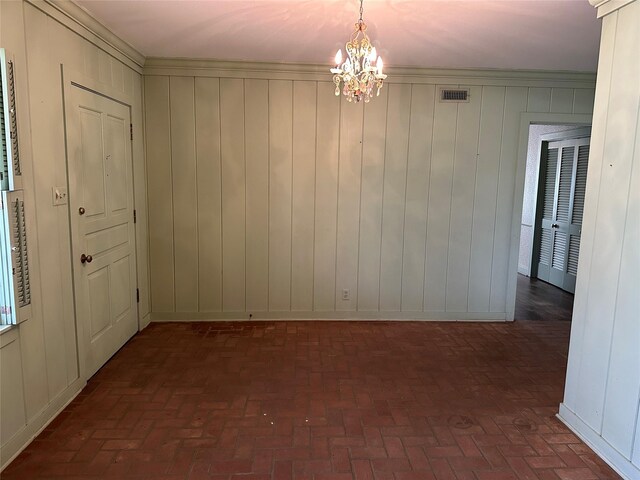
[1,48,30,326]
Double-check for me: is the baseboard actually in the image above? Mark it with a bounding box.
[558,403,639,480]
[150,310,508,322]
[0,377,85,471]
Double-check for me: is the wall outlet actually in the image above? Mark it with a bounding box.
[342,289,350,301]
[52,186,68,206]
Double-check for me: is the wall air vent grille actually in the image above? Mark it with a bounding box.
[440,88,469,102]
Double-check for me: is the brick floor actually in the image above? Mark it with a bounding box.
[2,321,621,479]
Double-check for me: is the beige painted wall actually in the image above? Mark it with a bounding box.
[0,0,148,468]
[144,67,595,321]
[560,1,640,479]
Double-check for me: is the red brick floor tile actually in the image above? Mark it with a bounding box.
[505,457,539,480]
[424,446,463,458]
[448,455,491,471]
[404,446,430,471]
[352,459,375,480]
[525,455,566,469]
[428,458,457,480]
[371,458,412,472]
[351,446,389,459]
[476,471,519,480]
[454,436,483,457]
[0,321,621,480]
[554,467,598,480]
[331,446,352,472]
[314,474,354,480]
[383,437,406,458]
[395,472,437,480]
[274,459,294,480]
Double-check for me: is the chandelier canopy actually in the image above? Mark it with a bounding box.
[330,0,386,103]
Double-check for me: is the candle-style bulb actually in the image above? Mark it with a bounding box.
[369,47,377,61]
[376,56,383,74]
[335,49,343,65]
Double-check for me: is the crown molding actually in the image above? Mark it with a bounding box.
[588,0,636,17]
[27,0,145,71]
[143,57,596,89]
[24,0,603,85]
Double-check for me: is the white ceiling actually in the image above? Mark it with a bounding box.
[76,0,602,72]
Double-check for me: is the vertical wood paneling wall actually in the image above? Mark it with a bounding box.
[145,69,595,320]
[1,0,148,468]
[560,1,640,479]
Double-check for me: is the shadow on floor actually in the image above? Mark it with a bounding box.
[515,273,574,321]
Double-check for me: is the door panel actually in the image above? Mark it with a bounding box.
[549,231,567,287]
[556,146,575,223]
[88,265,110,337]
[66,86,137,378]
[79,108,106,218]
[536,137,590,293]
[110,255,132,320]
[537,147,558,281]
[86,224,128,256]
[105,115,128,214]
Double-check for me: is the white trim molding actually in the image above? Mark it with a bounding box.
[143,57,596,88]
[558,404,640,480]
[588,0,636,17]
[27,0,146,72]
[151,311,508,322]
[0,378,84,471]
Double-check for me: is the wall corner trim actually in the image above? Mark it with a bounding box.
[29,0,146,70]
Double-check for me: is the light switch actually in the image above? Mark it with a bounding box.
[52,186,68,206]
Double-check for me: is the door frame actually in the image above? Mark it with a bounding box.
[530,127,592,280]
[506,112,592,321]
[61,67,140,381]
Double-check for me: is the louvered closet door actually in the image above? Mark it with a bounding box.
[66,86,137,378]
[536,137,590,293]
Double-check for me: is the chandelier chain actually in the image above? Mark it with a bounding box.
[359,0,364,24]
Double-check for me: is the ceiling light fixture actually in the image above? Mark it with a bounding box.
[330,0,386,103]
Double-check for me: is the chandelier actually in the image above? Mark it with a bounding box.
[330,0,386,103]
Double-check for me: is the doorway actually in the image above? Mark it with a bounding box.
[515,124,590,320]
[533,134,590,293]
[64,83,138,378]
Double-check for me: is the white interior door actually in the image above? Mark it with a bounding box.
[536,137,590,293]
[66,85,137,378]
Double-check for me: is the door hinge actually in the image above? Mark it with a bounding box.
[133,209,137,223]
[136,288,139,303]
[130,123,133,140]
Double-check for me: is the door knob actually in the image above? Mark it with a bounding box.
[79,207,85,215]
[80,253,93,264]
[551,223,559,228]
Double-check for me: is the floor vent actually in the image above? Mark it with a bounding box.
[440,88,470,102]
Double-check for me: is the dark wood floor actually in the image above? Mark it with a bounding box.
[514,274,574,322]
